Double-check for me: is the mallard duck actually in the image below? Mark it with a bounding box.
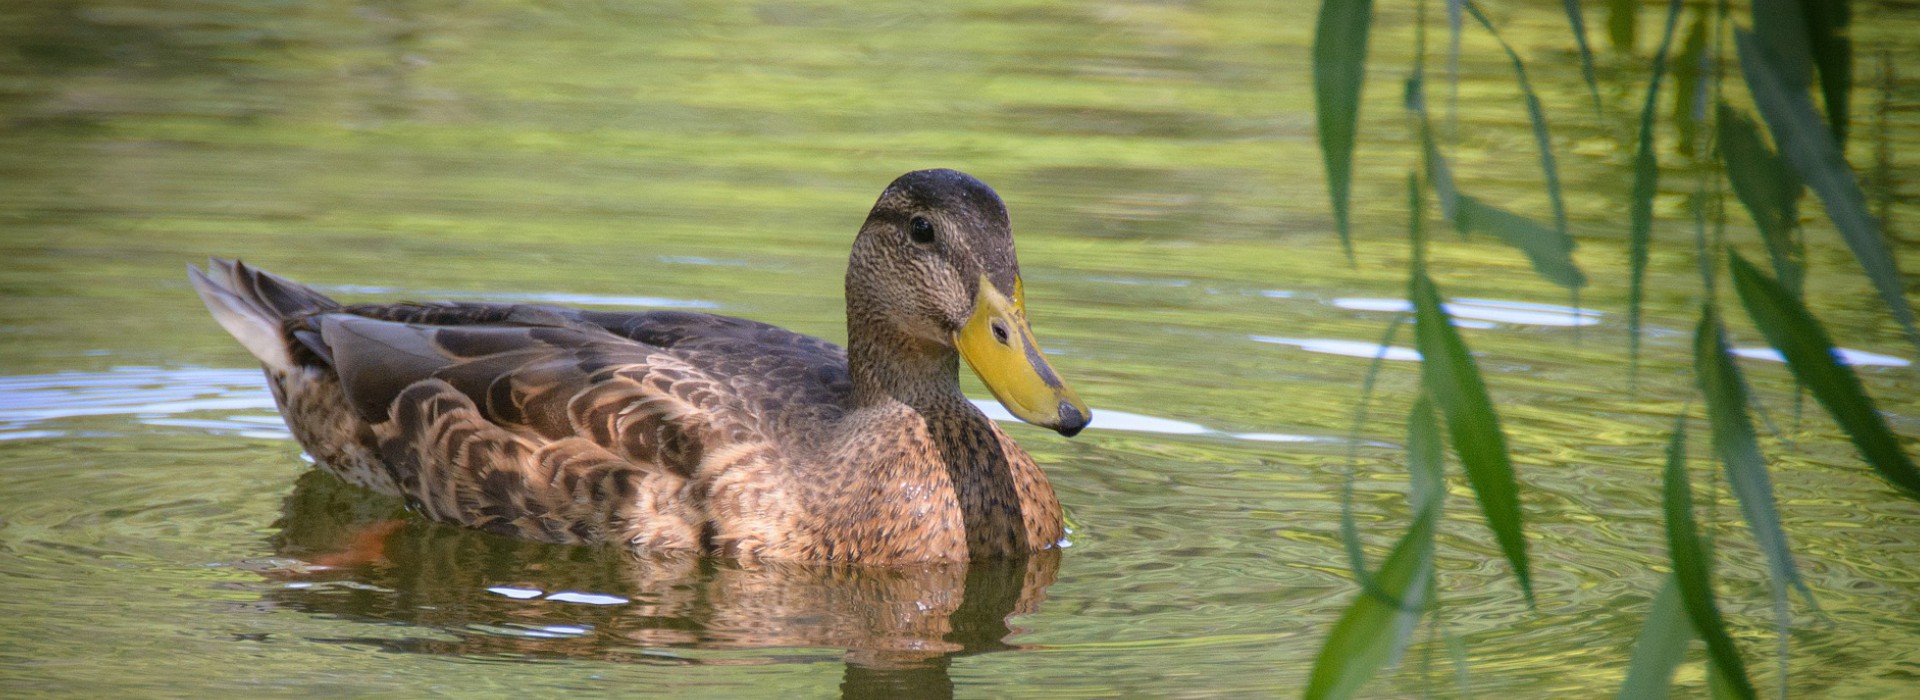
[192,169,1090,564]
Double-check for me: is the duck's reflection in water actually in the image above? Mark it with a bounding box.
[261,472,1059,698]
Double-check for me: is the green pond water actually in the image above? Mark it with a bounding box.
[5,0,1920,696]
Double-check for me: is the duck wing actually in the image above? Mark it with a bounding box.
[313,312,754,480]
[324,303,856,439]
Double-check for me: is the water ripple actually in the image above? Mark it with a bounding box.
[0,367,286,440]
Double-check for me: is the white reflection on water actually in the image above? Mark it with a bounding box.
[0,367,287,441]
[969,399,1343,444]
[1731,346,1911,368]
[488,585,637,607]
[487,586,545,600]
[543,591,630,606]
[1249,336,1423,362]
[1331,297,1601,327]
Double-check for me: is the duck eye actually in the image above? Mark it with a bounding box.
[908,216,936,245]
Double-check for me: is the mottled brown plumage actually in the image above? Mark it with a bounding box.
[191,169,1087,564]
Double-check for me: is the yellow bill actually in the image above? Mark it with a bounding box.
[954,275,1091,437]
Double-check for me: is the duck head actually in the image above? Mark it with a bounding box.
[846,169,1090,437]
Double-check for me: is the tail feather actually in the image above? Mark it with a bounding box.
[189,258,342,372]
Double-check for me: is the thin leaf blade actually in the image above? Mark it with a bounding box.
[1410,270,1534,605]
[1703,301,1807,698]
[1729,253,1920,497]
[1408,395,1445,512]
[1717,103,1805,298]
[1616,576,1696,699]
[1464,2,1569,240]
[1662,422,1758,700]
[1314,0,1374,261]
[1672,13,1707,156]
[1560,0,1603,114]
[1453,194,1585,290]
[1802,0,1852,145]
[1606,0,1636,52]
[1303,508,1436,700]
[1628,0,1685,381]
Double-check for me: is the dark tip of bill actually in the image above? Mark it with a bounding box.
[1054,401,1088,438]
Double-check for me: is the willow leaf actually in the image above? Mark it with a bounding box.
[1411,271,1533,605]
[1709,662,1748,699]
[1662,422,1757,700]
[1464,2,1568,239]
[1606,0,1636,52]
[1452,196,1584,290]
[1560,0,1602,114]
[1341,314,1411,605]
[1672,13,1707,156]
[1695,307,1817,611]
[1405,75,1459,223]
[1408,395,1445,512]
[1717,103,1804,298]
[1314,0,1373,261]
[1385,396,1445,667]
[1628,0,1684,382]
[1751,0,1814,90]
[1304,507,1436,700]
[1617,576,1695,699]
[1802,0,1852,145]
[1737,29,1920,356]
[1729,253,1920,497]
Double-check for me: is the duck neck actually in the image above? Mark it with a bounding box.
[845,304,967,413]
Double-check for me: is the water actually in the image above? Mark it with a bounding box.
[5,0,1920,696]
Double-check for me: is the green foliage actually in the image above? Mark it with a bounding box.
[1628,0,1684,382]
[1662,422,1757,700]
[1616,576,1694,699]
[1406,70,1583,291]
[1304,506,1437,700]
[1310,310,1443,699]
[1696,305,1816,690]
[1736,28,1920,355]
[1717,104,1805,298]
[1801,0,1853,146]
[1411,269,1533,605]
[1672,13,1708,156]
[1606,0,1637,52]
[1451,196,1584,290]
[1752,0,1854,146]
[1463,2,1567,239]
[1729,253,1920,496]
[1314,0,1374,261]
[1307,0,1911,694]
[1559,0,1603,114]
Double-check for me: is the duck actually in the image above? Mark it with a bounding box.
[191,168,1091,564]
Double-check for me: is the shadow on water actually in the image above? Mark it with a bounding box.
[262,471,1058,700]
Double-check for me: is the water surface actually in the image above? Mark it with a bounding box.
[5,0,1920,696]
